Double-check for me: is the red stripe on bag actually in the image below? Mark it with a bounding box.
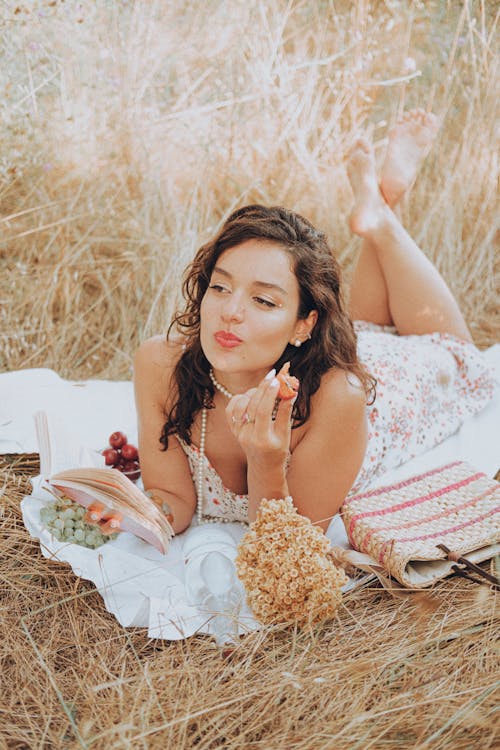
[358,485,498,551]
[348,472,484,538]
[378,506,500,565]
[344,461,463,505]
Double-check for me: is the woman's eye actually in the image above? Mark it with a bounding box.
[254,297,277,308]
[209,284,229,294]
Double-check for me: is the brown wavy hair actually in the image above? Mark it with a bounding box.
[160,204,376,448]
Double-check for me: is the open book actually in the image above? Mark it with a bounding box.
[34,411,174,554]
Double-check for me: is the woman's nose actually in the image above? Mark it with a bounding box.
[220,294,244,323]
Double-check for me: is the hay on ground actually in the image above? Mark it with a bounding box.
[1,454,498,750]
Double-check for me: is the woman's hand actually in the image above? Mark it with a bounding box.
[225,368,297,473]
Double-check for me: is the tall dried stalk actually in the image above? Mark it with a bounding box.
[1,1,498,379]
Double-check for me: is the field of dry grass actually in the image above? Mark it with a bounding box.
[1,1,499,748]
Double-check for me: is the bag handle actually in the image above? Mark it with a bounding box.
[437,544,500,589]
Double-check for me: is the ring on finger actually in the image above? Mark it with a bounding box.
[232,413,255,425]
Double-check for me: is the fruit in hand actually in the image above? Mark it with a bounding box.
[102,431,141,482]
[276,362,299,400]
[109,431,127,448]
[121,443,138,461]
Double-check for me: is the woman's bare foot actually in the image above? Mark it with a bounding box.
[379,109,439,207]
[347,137,391,237]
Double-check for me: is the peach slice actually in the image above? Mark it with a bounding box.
[99,514,123,535]
[84,501,106,524]
[276,362,299,400]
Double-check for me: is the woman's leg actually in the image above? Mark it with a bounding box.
[346,135,472,341]
[348,238,392,326]
[348,110,441,329]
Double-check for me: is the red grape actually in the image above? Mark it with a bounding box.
[109,431,127,449]
[104,431,140,481]
[121,443,138,461]
[102,447,119,466]
[122,460,141,481]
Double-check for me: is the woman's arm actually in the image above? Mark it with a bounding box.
[226,373,293,521]
[286,371,368,531]
[133,337,197,534]
[227,368,367,530]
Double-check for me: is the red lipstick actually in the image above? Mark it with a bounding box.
[214,331,243,348]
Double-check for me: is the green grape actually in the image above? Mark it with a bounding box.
[41,503,57,520]
[49,526,63,543]
[40,495,112,549]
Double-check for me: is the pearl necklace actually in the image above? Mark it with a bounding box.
[196,405,247,526]
[209,368,234,399]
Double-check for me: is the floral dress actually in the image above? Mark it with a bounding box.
[177,322,495,521]
[350,321,495,494]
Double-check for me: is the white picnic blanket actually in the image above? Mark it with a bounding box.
[1,346,499,640]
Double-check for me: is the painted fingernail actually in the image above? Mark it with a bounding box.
[265,368,276,380]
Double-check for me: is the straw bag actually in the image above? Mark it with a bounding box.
[339,461,500,588]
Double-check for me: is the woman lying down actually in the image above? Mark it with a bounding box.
[134,110,493,544]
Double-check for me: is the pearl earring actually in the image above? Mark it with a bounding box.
[294,339,302,347]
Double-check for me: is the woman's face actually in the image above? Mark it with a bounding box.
[200,240,306,381]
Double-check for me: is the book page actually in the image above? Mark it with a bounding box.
[34,410,104,476]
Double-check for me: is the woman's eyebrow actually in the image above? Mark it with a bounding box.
[212,266,288,295]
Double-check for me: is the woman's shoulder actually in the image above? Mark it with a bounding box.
[134,335,184,370]
[311,367,367,421]
[133,335,185,397]
[291,366,367,452]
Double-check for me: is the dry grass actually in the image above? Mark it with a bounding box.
[1,1,499,748]
[1,1,499,380]
[2,454,499,749]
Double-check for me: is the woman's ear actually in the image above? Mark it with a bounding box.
[306,309,318,331]
[290,310,318,346]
